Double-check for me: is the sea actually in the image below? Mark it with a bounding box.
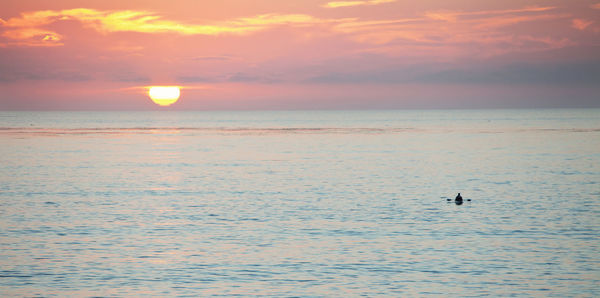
[1,109,599,297]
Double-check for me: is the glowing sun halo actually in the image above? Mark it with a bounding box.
[148,86,180,106]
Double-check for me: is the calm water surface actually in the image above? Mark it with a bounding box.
[1,110,599,297]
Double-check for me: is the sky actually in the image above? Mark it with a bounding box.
[1,0,599,110]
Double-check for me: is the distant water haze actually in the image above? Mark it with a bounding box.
[1,109,599,296]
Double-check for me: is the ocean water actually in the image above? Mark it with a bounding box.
[0,109,599,297]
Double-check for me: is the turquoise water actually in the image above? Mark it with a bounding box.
[1,110,599,296]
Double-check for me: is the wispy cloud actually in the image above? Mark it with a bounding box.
[335,6,558,36]
[424,6,556,22]
[192,56,234,62]
[0,69,92,82]
[331,5,569,57]
[592,3,600,9]
[323,0,395,9]
[1,27,63,46]
[572,18,594,30]
[306,61,600,85]
[0,4,587,61]
[0,8,343,47]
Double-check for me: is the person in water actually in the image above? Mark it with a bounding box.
[455,193,463,202]
[446,193,470,203]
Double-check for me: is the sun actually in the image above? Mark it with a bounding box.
[148,86,180,106]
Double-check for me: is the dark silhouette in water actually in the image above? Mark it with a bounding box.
[455,193,463,202]
[455,193,464,205]
[445,193,470,204]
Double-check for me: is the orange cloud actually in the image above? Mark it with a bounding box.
[323,0,395,8]
[3,28,62,42]
[0,8,342,47]
[572,18,594,30]
[592,3,600,9]
[1,29,63,47]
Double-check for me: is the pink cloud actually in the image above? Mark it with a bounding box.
[323,0,396,8]
[572,18,594,30]
[330,5,570,59]
[424,6,556,22]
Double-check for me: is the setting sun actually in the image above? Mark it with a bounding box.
[148,86,180,106]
